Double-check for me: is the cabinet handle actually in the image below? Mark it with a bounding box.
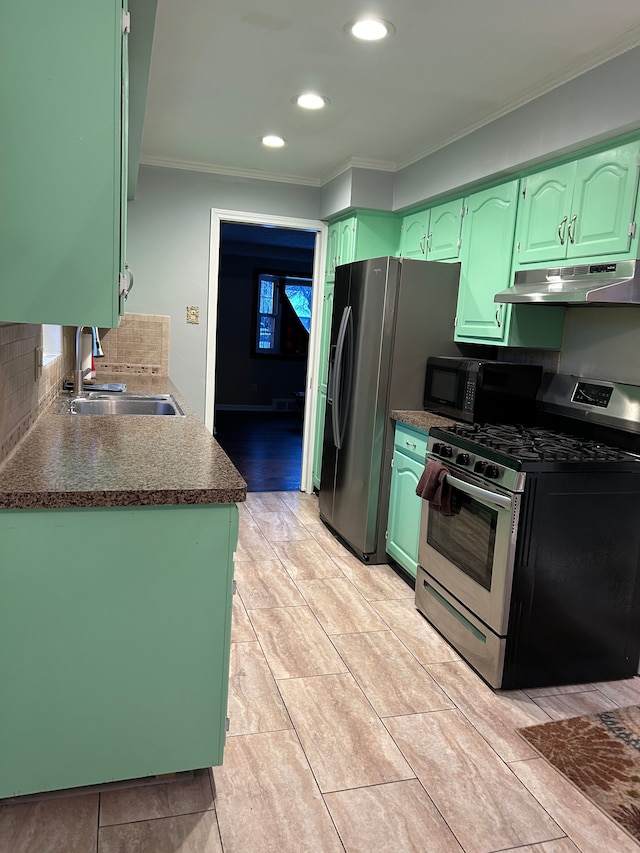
[495,305,503,328]
[558,215,568,245]
[567,213,577,244]
[419,234,426,255]
[405,441,417,449]
[426,232,432,253]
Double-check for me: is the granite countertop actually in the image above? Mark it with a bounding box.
[0,375,247,510]
[391,410,460,433]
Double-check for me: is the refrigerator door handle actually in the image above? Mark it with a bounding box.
[331,305,352,449]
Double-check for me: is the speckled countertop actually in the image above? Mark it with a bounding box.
[0,375,247,509]
[391,410,459,433]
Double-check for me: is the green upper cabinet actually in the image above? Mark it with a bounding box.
[398,210,430,259]
[398,200,462,262]
[455,182,520,343]
[514,141,640,266]
[455,181,565,348]
[0,0,129,327]
[428,199,463,261]
[325,211,400,282]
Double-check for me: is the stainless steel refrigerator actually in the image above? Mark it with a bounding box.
[319,256,461,564]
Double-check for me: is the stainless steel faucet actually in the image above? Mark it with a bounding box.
[73,326,104,396]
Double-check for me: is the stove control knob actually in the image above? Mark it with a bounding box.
[456,453,470,466]
[432,443,443,455]
[474,460,488,474]
[439,445,453,458]
[484,464,501,479]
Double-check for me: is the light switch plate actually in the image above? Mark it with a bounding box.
[186,306,200,324]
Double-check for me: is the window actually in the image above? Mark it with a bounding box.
[255,273,312,356]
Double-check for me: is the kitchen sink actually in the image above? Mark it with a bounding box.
[59,393,186,417]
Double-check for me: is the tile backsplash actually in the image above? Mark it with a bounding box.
[99,313,170,376]
[0,324,72,464]
[0,314,171,467]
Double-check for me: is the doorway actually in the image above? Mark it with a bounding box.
[206,210,327,492]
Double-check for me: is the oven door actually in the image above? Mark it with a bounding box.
[416,456,521,635]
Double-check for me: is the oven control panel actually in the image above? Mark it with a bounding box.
[431,442,504,481]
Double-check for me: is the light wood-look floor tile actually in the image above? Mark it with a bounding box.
[248,606,348,679]
[250,510,311,542]
[304,521,354,557]
[511,757,639,852]
[523,683,596,698]
[530,688,619,720]
[244,492,288,513]
[0,794,99,853]
[273,493,320,525]
[332,554,414,601]
[332,631,454,716]
[590,675,640,707]
[295,577,387,634]
[98,810,221,853]
[234,559,305,609]
[236,502,258,528]
[271,538,344,580]
[213,730,343,853]
[324,779,463,853]
[427,660,552,761]
[234,523,277,562]
[385,710,562,852]
[501,841,580,853]
[230,592,257,643]
[278,673,414,792]
[100,769,213,826]
[371,598,460,664]
[227,642,292,736]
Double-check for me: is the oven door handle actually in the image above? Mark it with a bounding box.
[444,473,512,510]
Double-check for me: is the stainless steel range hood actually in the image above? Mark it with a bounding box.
[494,260,640,305]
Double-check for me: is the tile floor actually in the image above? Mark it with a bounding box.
[2,490,640,852]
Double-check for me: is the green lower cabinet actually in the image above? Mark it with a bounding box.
[386,424,428,579]
[0,502,238,799]
[312,389,327,490]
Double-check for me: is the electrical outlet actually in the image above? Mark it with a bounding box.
[186,306,200,324]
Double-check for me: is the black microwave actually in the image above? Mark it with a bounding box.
[423,356,544,424]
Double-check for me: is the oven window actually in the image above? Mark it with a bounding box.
[427,492,497,591]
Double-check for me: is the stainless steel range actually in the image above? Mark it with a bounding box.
[415,372,640,689]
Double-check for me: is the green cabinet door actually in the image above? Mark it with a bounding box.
[386,424,428,579]
[568,141,640,259]
[0,503,237,798]
[428,199,463,261]
[318,282,335,390]
[312,389,327,490]
[399,211,429,259]
[337,218,356,269]
[325,222,340,280]
[514,163,575,265]
[455,181,519,343]
[0,0,127,327]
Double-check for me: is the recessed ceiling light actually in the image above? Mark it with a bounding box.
[261,135,285,148]
[295,93,329,110]
[347,17,394,41]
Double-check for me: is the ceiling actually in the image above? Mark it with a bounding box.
[141,1,640,187]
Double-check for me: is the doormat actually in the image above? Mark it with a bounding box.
[518,705,640,845]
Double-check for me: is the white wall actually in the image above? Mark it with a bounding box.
[125,166,320,417]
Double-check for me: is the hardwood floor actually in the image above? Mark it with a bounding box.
[2,492,640,852]
[214,411,303,492]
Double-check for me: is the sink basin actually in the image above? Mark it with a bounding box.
[59,393,186,417]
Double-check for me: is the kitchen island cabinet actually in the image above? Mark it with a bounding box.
[0,376,245,799]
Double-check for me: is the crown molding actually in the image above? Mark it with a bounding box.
[139,156,322,187]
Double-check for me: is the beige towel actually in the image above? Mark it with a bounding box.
[416,460,453,516]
